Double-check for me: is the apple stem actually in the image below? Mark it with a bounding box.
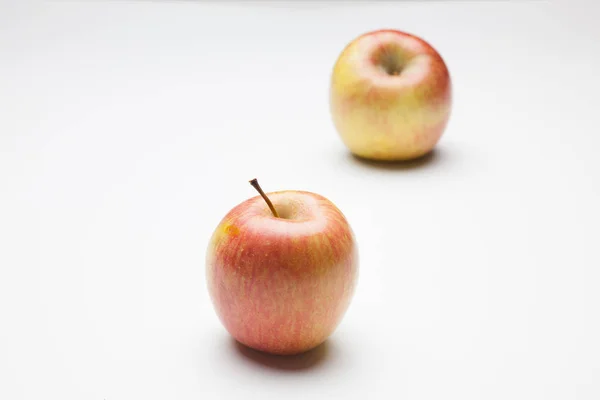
[249,178,279,218]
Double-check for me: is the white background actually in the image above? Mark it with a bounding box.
[1,0,599,399]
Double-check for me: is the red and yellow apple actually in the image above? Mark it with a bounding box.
[206,179,359,355]
[330,29,452,161]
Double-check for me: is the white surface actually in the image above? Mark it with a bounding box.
[1,0,599,399]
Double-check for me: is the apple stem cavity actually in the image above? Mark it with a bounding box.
[382,55,402,76]
[375,46,404,76]
[249,178,279,218]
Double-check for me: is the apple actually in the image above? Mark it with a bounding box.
[330,29,452,161]
[206,179,359,355]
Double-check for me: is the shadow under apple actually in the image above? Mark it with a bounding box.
[232,338,331,372]
[346,148,445,171]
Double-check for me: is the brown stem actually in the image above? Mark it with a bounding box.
[249,178,279,218]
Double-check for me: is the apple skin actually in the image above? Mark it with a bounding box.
[330,29,452,161]
[206,190,359,355]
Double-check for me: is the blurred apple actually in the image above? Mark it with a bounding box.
[330,29,452,161]
[206,179,359,355]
